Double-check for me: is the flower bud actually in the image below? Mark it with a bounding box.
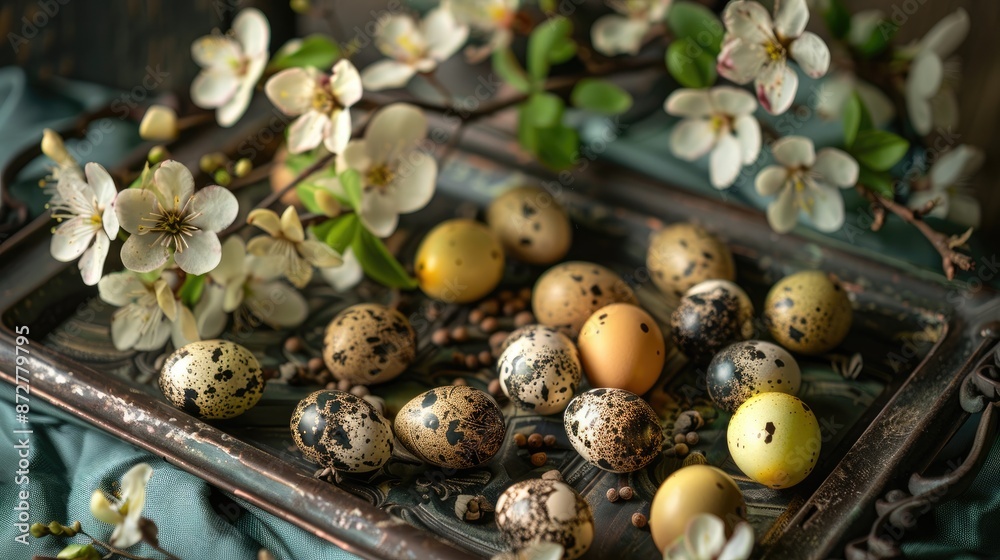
[148,145,169,164]
[41,129,75,167]
[139,105,179,142]
[214,169,232,186]
[29,522,50,537]
[234,158,253,178]
[315,189,342,217]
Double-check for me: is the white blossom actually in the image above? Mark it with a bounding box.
[902,8,967,136]
[591,0,672,56]
[98,271,199,352]
[90,463,153,548]
[815,72,894,126]
[662,514,754,560]
[445,0,520,61]
[48,163,120,285]
[909,145,982,227]
[361,8,469,91]
[247,206,343,288]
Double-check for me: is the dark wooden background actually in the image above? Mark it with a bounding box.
[0,0,996,243]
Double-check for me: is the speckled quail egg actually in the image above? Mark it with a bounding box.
[727,392,821,489]
[647,223,735,299]
[159,340,264,420]
[764,270,852,355]
[290,390,393,473]
[532,262,637,338]
[496,478,594,559]
[707,341,801,412]
[395,385,506,469]
[487,186,572,265]
[670,280,754,365]
[415,219,505,303]
[563,388,664,473]
[498,326,582,415]
[649,465,746,553]
[577,303,666,395]
[322,303,416,386]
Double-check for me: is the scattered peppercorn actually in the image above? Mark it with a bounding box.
[527,433,544,449]
[631,513,647,528]
[478,350,493,365]
[283,337,304,353]
[618,486,634,501]
[308,357,325,374]
[514,433,527,447]
[606,488,619,502]
[451,326,469,342]
[469,309,485,324]
[465,354,480,369]
[432,329,450,346]
[685,432,700,445]
[514,311,535,327]
[674,433,686,444]
[543,434,557,448]
[530,452,547,466]
[349,385,369,397]
[480,317,499,333]
[674,443,689,456]
[452,378,468,386]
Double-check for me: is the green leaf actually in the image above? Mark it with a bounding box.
[851,130,909,171]
[841,92,873,148]
[352,229,418,289]
[268,35,340,71]
[858,166,895,198]
[570,79,633,115]
[535,125,579,170]
[339,169,363,210]
[855,20,897,57]
[57,544,102,560]
[823,0,851,39]
[492,48,531,93]
[517,92,565,154]
[667,1,724,54]
[128,161,157,189]
[666,38,717,88]
[179,274,206,307]
[323,213,362,253]
[527,16,575,83]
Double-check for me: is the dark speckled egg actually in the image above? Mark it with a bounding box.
[496,478,594,559]
[498,325,582,415]
[670,280,754,364]
[563,388,663,473]
[322,303,416,385]
[394,385,506,469]
[159,340,264,420]
[706,340,801,412]
[764,270,852,355]
[290,390,393,473]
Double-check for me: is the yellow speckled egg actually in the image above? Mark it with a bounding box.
[647,223,735,299]
[415,219,505,303]
[727,392,821,489]
[577,303,665,395]
[159,340,264,420]
[764,270,852,355]
[649,465,746,553]
[532,262,637,338]
[487,186,572,265]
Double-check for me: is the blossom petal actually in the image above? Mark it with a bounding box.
[321,248,363,291]
[86,162,117,207]
[710,86,757,116]
[364,103,428,164]
[908,52,943,99]
[755,165,788,196]
[233,7,270,56]
[324,108,353,154]
[755,62,798,115]
[361,59,418,91]
[359,190,401,238]
[155,280,177,321]
[280,206,305,242]
[686,514,727,559]
[718,523,756,560]
[375,15,421,60]
[153,161,196,212]
[670,118,716,161]
[246,234,280,257]
[771,136,815,167]
[171,305,201,349]
[393,150,437,213]
[774,0,809,40]
[247,282,309,328]
[191,36,241,69]
[286,111,330,154]
[906,89,933,136]
[195,285,228,338]
[191,69,239,109]
[330,59,363,108]
[907,190,948,218]
[813,148,859,188]
[723,0,776,44]
[79,233,110,286]
[424,7,470,61]
[217,74,256,128]
[930,145,983,190]
[285,254,314,288]
[134,316,172,352]
[664,89,714,118]
[265,67,316,116]
[946,193,980,228]
[298,241,342,270]
[120,234,171,273]
[90,491,124,525]
[856,80,896,126]
[212,236,248,284]
[338,140,373,174]
[117,463,152,531]
[710,133,743,189]
[930,87,959,131]
[920,8,969,59]
[590,14,650,56]
[247,208,282,237]
[50,219,95,262]
[110,305,143,351]
[734,114,762,165]
[115,189,157,235]
[174,232,223,275]
[790,32,830,78]
[815,73,852,120]
[806,181,845,232]
[717,38,769,85]
[98,272,146,307]
[188,185,239,232]
[767,185,798,233]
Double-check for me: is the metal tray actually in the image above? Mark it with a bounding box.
[1,115,998,560]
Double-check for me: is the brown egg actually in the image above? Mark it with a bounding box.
[649,465,746,553]
[532,262,637,338]
[487,186,572,265]
[563,388,664,473]
[764,270,853,355]
[670,280,754,364]
[322,303,416,385]
[577,303,665,395]
[394,385,506,469]
[646,223,735,299]
[415,219,505,303]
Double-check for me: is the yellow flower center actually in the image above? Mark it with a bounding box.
[137,199,202,253]
[367,164,395,189]
[792,175,814,212]
[710,114,730,134]
[90,213,103,226]
[394,34,425,59]
[765,40,786,62]
[312,89,336,113]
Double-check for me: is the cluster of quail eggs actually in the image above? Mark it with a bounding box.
[150,183,861,559]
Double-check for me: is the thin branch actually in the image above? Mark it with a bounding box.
[146,541,182,560]
[77,530,153,560]
[857,184,975,280]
